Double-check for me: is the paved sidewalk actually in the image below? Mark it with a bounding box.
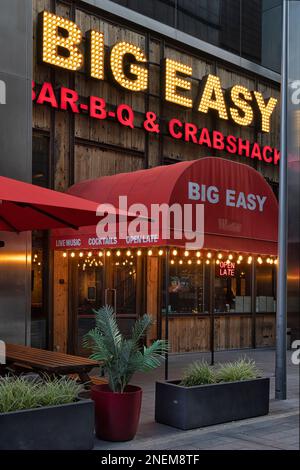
[94,349,299,450]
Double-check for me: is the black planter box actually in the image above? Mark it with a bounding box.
[155,377,270,430]
[0,399,95,450]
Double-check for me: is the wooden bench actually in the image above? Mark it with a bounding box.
[68,373,107,386]
[4,343,99,385]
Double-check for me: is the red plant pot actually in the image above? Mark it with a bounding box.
[91,384,142,442]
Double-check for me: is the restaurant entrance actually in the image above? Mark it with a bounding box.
[52,158,279,356]
[69,249,145,355]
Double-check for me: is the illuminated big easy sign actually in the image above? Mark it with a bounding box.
[34,11,280,165]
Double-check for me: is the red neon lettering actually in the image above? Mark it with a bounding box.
[117,104,134,128]
[251,142,262,161]
[198,128,212,147]
[184,123,198,143]
[274,148,280,165]
[89,96,107,119]
[226,135,237,154]
[60,87,79,113]
[36,82,58,108]
[169,119,183,139]
[262,146,273,163]
[237,139,250,157]
[212,130,225,150]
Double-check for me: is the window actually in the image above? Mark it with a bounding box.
[110,0,282,73]
[163,254,210,314]
[214,261,252,313]
[32,133,50,187]
[256,264,276,313]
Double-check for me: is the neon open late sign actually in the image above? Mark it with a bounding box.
[219,261,236,277]
[37,10,278,134]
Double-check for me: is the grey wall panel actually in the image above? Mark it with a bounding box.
[0,71,32,180]
[287,1,300,342]
[0,0,31,78]
[0,0,32,346]
[0,233,31,345]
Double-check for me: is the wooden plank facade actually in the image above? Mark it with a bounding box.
[32,0,280,354]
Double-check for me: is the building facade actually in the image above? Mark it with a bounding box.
[30,0,282,353]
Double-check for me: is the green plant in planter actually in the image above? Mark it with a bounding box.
[180,361,216,386]
[216,357,261,383]
[83,305,168,393]
[180,357,261,387]
[0,376,82,413]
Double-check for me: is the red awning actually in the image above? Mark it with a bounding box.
[51,157,278,255]
[0,175,132,232]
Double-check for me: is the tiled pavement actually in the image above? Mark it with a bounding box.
[94,349,299,450]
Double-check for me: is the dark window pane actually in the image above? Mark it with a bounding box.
[109,0,281,73]
[177,0,222,49]
[219,0,241,55]
[256,264,276,313]
[118,0,176,27]
[261,0,282,72]
[32,133,49,188]
[162,254,210,314]
[241,0,262,63]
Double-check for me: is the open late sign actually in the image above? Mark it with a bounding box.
[37,11,278,133]
[219,261,236,277]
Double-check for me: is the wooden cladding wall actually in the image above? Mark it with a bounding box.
[162,314,275,353]
[33,0,280,194]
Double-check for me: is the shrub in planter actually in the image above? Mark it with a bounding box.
[84,305,168,442]
[180,361,216,387]
[155,357,270,430]
[0,376,94,450]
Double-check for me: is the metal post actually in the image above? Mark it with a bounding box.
[251,260,257,349]
[275,0,288,400]
[209,259,215,365]
[164,248,170,380]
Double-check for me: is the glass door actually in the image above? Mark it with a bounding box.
[105,250,142,337]
[74,253,104,355]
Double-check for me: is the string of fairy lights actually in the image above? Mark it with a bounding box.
[59,248,278,271]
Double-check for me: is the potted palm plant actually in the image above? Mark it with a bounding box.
[84,305,168,442]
